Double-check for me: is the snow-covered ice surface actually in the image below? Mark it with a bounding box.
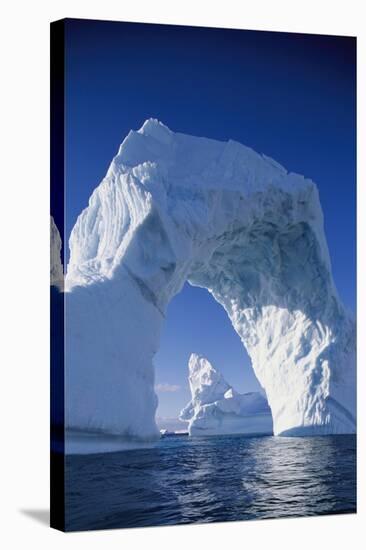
[57,119,355,452]
[180,354,273,436]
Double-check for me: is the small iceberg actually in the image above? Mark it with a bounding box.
[180,354,273,436]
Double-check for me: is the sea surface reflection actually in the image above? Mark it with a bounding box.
[65,434,356,531]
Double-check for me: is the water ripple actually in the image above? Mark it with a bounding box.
[65,434,356,531]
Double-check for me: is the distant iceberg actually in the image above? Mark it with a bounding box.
[50,216,64,291]
[180,354,273,436]
[59,119,355,451]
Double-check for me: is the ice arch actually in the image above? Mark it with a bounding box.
[64,119,355,442]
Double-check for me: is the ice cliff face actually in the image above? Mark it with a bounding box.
[64,119,356,445]
[180,354,273,436]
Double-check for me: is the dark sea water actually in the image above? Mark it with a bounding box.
[65,434,356,531]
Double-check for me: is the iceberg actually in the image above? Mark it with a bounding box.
[50,216,64,291]
[61,119,355,450]
[180,354,273,436]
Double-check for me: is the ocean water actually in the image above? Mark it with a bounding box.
[65,434,356,531]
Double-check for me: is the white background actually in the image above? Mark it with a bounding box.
[0,0,365,548]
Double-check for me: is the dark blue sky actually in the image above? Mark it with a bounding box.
[64,19,356,418]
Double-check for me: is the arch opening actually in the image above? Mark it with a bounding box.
[154,281,260,432]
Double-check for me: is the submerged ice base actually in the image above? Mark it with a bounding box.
[65,429,158,455]
[54,119,355,450]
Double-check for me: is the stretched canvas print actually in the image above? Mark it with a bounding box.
[50,18,357,531]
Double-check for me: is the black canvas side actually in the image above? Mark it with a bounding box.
[50,18,65,532]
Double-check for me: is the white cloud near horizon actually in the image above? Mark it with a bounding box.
[155,383,181,393]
